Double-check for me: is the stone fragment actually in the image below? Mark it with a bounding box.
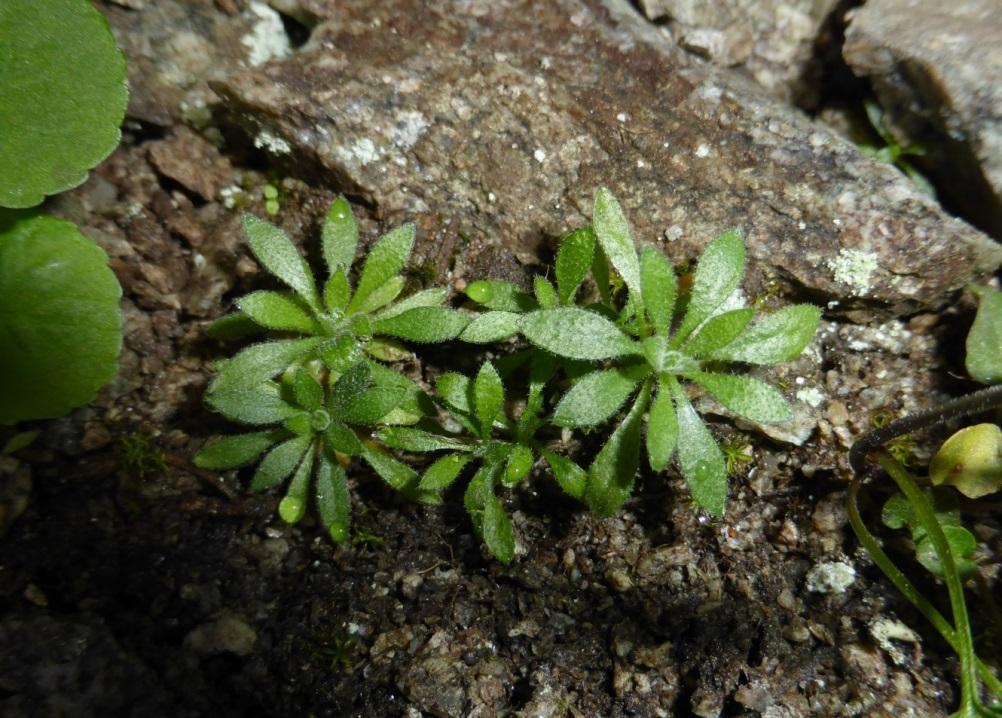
[844,0,1002,239]
[211,0,1001,316]
[148,127,234,201]
[183,611,257,656]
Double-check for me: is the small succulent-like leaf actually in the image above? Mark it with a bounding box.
[315,454,351,543]
[237,290,320,333]
[521,308,639,360]
[324,421,362,456]
[473,362,505,437]
[540,448,587,500]
[689,372,793,423]
[483,494,516,563]
[552,367,644,427]
[373,307,471,342]
[321,196,358,273]
[212,338,321,391]
[329,361,371,413]
[556,227,596,305]
[502,444,534,486]
[291,367,324,411]
[207,381,300,425]
[640,247,677,337]
[194,431,281,470]
[593,187,642,304]
[710,304,821,365]
[673,229,744,345]
[341,387,405,425]
[419,453,473,490]
[360,443,418,491]
[324,270,351,313]
[0,214,122,423]
[348,224,415,314]
[376,427,472,453]
[646,379,678,472]
[586,382,651,517]
[251,434,311,492]
[459,311,521,343]
[278,445,315,524]
[533,276,558,309]
[683,308,754,358]
[464,280,536,312]
[376,287,450,320]
[671,380,727,516]
[966,285,1002,385]
[929,423,1002,499]
[437,372,473,414]
[244,215,321,310]
[352,275,405,315]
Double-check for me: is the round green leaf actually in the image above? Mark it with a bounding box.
[0,214,121,423]
[0,0,128,208]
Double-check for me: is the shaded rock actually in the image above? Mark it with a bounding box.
[211,0,1001,316]
[183,611,257,656]
[148,126,234,201]
[636,0,840,103]
[844,0,1002,239]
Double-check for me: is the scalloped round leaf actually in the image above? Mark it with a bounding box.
[0,0,128,208]
[0,214,121,423]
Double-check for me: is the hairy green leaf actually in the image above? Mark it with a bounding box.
[237,290,319,333]
[365,360,434,424]
[709,304,821,365]
[315,455,351,543]
[463,463,497,534]
[377,427,472,453]
[586,382,651,517]
[552,367,644,427]
[329,361,371,413]
[207,381,300,425]
[324,270,351,313]
[690,372,792,423]
[437,372,472,414]
[278,447,314,524]
[503,444,534,486]
[646,379,678,472]
[244,215,321,310]
[593,188,642,305]
[352,275,405,315]
[376,287,450,319]
[0,0,128,208]
[640,247,677,336]
[473,362,504,437]
[556,228,596,305]
[0,214,122,423]
[360,443,418,491]
[194,431,281,470]
[533,276,558,309]
[324,421,362,456]
[966,285,1002,384]
[251,435,311,492]
[363,337,412,362]
[483,494,516,563]
[348,224,415,314]
[673,229,744,345]
[460,311,521,343]
[373,307,470,342]
[671,381,726,516]
[319,334,362,372]
[540,448,587,500]
[419,453,473,490]
[341,387,405,425]
[683,308,754,358]
[464,280,535,312]
[212,338,321,391]
[521,308,639,360]
[321,196,358,273]
[206,312,262,342]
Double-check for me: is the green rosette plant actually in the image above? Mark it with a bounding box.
[204,198,470,426]
[376,354,587,562]
[512,188,821,517]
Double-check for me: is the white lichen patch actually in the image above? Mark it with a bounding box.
[242,1,290,67]
[533,148,547,163]
[220,185,244,209]
[254,128,291,155]
[806,560,856,594]
[336,138,379,166]
[796,386,825,408]
[391,111,429,150]
[869,617,920,665]
[827,248,879,296]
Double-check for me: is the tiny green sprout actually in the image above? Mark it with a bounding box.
[195,360,438,543]
[376,354,586,563]
[119,432,167,480]
[510,188,820,517]
[262,182,280,216]
[720,438,754,476]
[856,99,935,197]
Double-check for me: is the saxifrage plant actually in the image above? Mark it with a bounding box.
[483,188,820,517]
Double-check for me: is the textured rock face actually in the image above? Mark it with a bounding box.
[636,0,840,102]
[211,0,1000,316]
[844,0,1002,239]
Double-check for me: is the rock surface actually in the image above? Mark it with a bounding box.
[844,0,1002,239]
[212,0,1000,316]
[636,0,840,103]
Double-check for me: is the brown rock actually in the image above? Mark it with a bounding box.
[148,127,234,201]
